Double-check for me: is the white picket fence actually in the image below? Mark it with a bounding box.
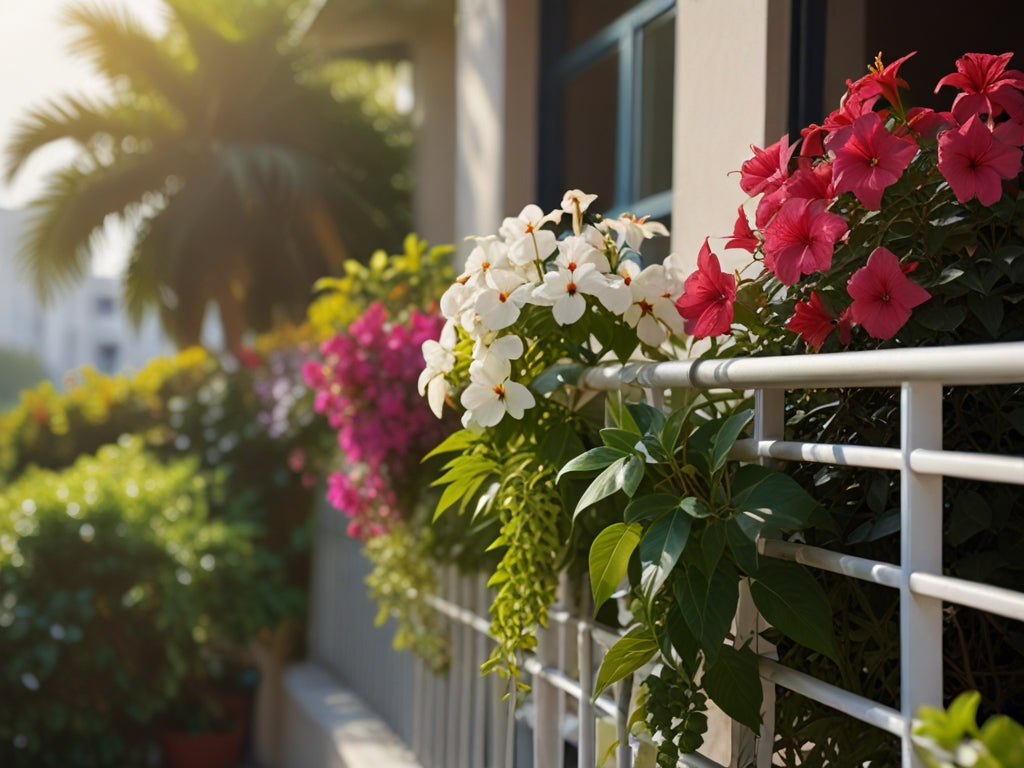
[307,341,1024,768]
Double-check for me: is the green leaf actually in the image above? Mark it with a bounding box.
[530,363,585,394]
[751,560,838,661]
[699,523,728,574]
[688,410,753,474]
[980,714,1024,766]
[624,493,681,524]
[589,522,642,610]
[539,423,586,468]
[626,401,666,436]
[674,560,738,661]
[593,626,658,698]
[702,643,763,731]
[422,429,477,461]
[680,496,714,519]
[730,464,819,540]
[656,602,701,677]
[557,446,628,481]
[915,302,967,331]
[601,428,643,454]
[639,509,692,600]
[968,292,1004,338]
[661,402,697,455]
[606,392,641,433]
[621,454,645,497]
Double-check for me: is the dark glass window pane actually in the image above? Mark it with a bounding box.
[561,52,619,208]
[637,11,675,200]
[565,0,640,49]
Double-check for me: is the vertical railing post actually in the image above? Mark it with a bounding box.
[614,674,633,768]
[534,618,563,768]
[731,387,784,767]
[473,573,489,767]
[900,382,944,768]
[578,582,596,768]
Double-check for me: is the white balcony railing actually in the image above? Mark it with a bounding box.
[312,341,1024,768]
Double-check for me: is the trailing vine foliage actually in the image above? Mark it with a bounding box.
[363,521,450,674]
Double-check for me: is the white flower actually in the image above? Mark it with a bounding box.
[473,333,525,369]
[417,321,457,418]
[561,189,599,235]
[556,235,611,274]
[460,237,517,289]
[603,213,670,252]
[560,189,599,215]
[620,263,687,347]
[499,204,559,267]
[460,354,535,427]
[474,269,533,331]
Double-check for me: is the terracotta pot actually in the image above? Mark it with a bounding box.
[159,724,245,768]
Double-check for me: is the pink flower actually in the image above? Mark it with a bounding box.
[935,52,1024,123]
[761,198,848,285]
[827,112,919,210]
[674,239,736,338]
[724,206,758,252]
[800,124,828,157]
[738,135,796,196]
[902,107,956,141]
[937,114,1023,205]
[785,158,835,201]
[786,292,837,351]
[846,247,931,340]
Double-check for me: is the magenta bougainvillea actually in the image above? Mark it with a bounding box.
[303,303,451,538]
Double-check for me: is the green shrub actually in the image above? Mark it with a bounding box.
[0,438,297,767]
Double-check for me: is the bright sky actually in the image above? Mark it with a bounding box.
[0,0,167,275]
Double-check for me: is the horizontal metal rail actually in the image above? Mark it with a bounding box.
[579,341,1024,390]
[909,448,1024,485]
[758,539,902,589]
[731,438,902,470]
[758,658,904,737]
[909,572,1024,623]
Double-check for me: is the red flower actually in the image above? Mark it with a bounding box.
[800,124,828,157]
[762,198,848,285]
[674,239,736,338]
[786,292,837,351]
[935,52,1024,123]
[846,247,931,340]
[724,206,758,252]
[845,51,916,111]
[901,107,956,141]
[827,112,919,210]
[785,158,835,201]
[738,135,796,196]
[937,114,1023,206]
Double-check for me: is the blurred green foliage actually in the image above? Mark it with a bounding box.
[0,438,299,767]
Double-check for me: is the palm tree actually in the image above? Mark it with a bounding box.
[4,0,411,349]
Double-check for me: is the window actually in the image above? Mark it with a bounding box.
[539,0,676,260]
[96,343,119,374]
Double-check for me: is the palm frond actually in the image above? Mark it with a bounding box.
[4,94,177,184]
[17,148,180,303]
[60,2,194,115]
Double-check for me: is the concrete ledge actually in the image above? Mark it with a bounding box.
[281,661,422,768]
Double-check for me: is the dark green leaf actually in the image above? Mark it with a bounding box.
[688,410,753,474]
[624,493,681,524]
[914,302,967,332]
[530,363,585,394]
[700,523,728,575]
[661,402,696,455]
[589,522,642,610]
[702,643,763,731]
[557,446,628,482]
[639,509,692,600]
[626,401,666,436]
[640,435,670,463]
[601,428,643,454]
[539,423,586,468]
[658,602,701,677]
[680,496,714,519]
[593,626,658,697]
[621,454,645,498]
[731,464,819,540]
[674,560,738,661]
[968,292,1004,338]
[751,560,837,661]
[727,518,759,574]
